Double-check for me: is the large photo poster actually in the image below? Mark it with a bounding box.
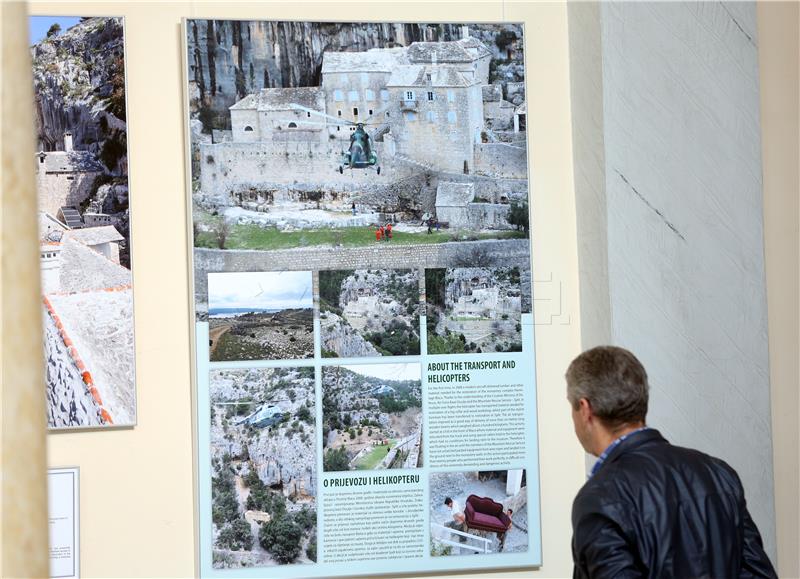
[185,19,539,577]
[31,16,136,429]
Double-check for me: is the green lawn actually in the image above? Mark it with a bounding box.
[195,221,527,251]
[354,441,396,470]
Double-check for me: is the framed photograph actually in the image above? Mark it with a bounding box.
[48,467,80,579]
[30,16,136,429]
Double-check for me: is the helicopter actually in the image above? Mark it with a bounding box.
[283,103,389,174]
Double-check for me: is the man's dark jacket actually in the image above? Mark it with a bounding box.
[572,429,776,578]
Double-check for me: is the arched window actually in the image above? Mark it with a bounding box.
[288,122,297,128]
[244,126,254,132]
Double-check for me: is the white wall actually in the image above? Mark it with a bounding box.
[571,0,777,561]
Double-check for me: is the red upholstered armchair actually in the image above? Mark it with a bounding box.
[464,495,512,550]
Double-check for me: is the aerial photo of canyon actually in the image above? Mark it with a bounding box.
[320,268,421,358]
[210,367,317,569]
[322,363,422,471]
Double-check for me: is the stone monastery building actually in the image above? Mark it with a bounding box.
[200,31,525,198]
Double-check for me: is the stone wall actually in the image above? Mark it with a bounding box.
[199,140,414,195]
[474,142,528,179]
[465,202,512,230]
[36,171,99,216]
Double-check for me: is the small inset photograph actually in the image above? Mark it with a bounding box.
[208,271,313,361]
[425,267,522,355]
[319,268,420,358]
[430,470,528,556]
[322,363,422,471]
[210,367,317,568]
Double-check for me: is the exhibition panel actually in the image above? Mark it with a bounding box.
[184,18,542,577]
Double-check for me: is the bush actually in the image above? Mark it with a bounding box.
[211,461,239,525]
[107,55,127,121]
[296,405,312,424]
[306,541,317,562]
[46,23,61,38]
[323,447,349,471]
[217,518,253,551]
[293,506,316,531]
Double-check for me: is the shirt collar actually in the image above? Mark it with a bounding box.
[589,426,650,478]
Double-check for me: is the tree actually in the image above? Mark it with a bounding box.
[99,130,127,173]
[214,219,231,249]
[494,29,518,50]
[306,541,317,562]
[507,201,529,233]
[427,333,466,355]
[235,66,247,99]
[323,447,349,471]
[46,23,61,38]
[259,516,304,564]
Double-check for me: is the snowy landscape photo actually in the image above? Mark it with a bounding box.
[187,20,533,317]
[32,16,135,428]
[208,271,314,361]
[210,367,317,568]
[322,363,422,471]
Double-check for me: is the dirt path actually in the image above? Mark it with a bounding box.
[209,324,231,355]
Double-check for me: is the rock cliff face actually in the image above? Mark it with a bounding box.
[31,17,127,174]
[187,20,524,126]
[188,21,460,113]
[320,311,380,358]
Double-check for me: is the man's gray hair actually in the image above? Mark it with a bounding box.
[566,346,649,427]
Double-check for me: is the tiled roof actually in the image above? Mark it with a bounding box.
[63,225,124,246]
[321,48,408,74]
[38,150,104,173]
[57,237,131,294]
[230,87,325,112]
[387,64,475,88]
[407,37,491,64]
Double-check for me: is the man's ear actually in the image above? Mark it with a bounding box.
[578,398,593,422]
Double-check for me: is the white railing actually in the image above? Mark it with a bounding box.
[431,523,492,554]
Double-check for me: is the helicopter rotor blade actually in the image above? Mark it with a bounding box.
[272,118,329,128]
[288,103,356,126]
